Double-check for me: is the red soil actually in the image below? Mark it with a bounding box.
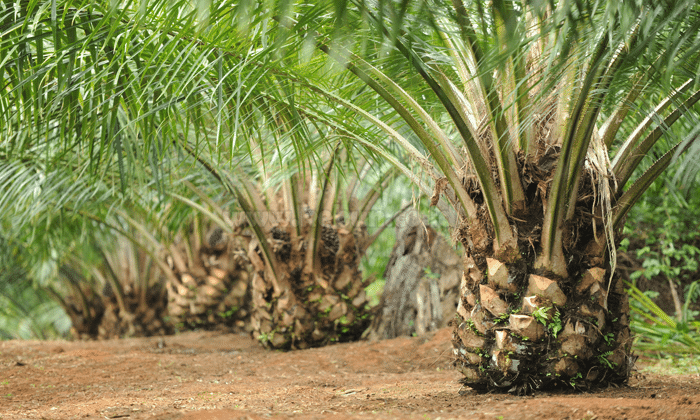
[1,328,699,419]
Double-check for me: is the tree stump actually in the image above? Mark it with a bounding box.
[367,210,462,340]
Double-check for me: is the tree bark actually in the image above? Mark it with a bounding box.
[452,155,634,393]
[367,210,462,340]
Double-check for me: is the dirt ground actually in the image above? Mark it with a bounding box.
[1,328,699,420]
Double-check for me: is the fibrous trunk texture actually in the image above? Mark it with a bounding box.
[367,210,462,340]
[247,220,372,350]
[62,284,105,339]
[98,284,171,338]
[61,267,171,339]
[165,226,251,332]
[452,150,633,393]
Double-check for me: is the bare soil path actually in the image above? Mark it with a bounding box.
[1,328,699,420]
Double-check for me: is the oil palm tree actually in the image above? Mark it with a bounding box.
[275,0,700,392]
[56,229,171,339]
[4,0,700,393]
[1,0,396,348]
[225,0,700,391]
[162,214,252,333]
[185,139,404,349]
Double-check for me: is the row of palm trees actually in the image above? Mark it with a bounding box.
[2,0,700,392]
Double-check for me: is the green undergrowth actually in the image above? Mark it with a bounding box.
[636,354,700,375]
[623,176,700,363]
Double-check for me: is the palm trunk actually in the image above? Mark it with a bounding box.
[452,153,634,393]
[247,220,373,350]
[98,282,170,338]
[58,261,171,339]
[165,226,252,332]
